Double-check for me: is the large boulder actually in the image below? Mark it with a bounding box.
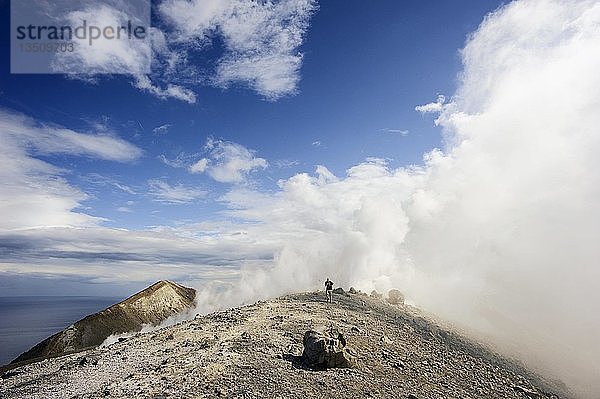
[386,289,405,305]
[302,329,357,369]
[370,290,383,299]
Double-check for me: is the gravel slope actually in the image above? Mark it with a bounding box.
[0,291,570,399]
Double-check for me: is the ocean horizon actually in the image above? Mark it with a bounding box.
[0,296,122,366]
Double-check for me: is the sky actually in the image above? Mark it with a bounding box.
[1,0,600,397]
[0,0,503,295]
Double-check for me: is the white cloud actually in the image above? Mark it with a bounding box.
[159,0,317,100]
[311,140,321,147]
[147,179,206,204]
[273,159,300,168]
[116,206,132,213]
[0,108,142,230]
[215,53,303,100]
[158,152,195,169]
[190,138,268,183]
[45,0,316,102]
[0,110,142,162]
[0,224,269,294]
[159,0,230,40]
[152,123,172,135]
[83,173,137,195]
[44,0,316,102]
[189,158,209,174]
[415,94,446,114]
[133,75,197,104]
[380,128,409,136]
[50,2,151,75]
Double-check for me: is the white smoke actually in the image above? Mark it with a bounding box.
[191,1,600,397]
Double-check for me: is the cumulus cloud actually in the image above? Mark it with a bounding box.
[159,0,317,100]
[50,1,151,75]
[189,158,209,174]
[190,138,268,183]
[0,108,141,230]
[215,53,302,101]
[158,0,230,40]
[415,94,446,114]
[48,0,317,102]
[38,0,197,103]
[147,179,206,204]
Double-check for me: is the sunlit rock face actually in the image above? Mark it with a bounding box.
[11,281,196,364]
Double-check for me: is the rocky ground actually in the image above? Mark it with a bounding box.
[0,291,570,399]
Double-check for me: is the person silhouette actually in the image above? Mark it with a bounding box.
[324,278,334,303]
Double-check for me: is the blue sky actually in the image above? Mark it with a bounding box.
[0,0,508,296]
[0,0,502,237]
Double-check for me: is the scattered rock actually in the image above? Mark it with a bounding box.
[332,287,345,295]
[1,371,22,379]
[370,290,383,299]
[197,342,210,350]
[165,333,174,340]
[381,349,391,360]
[350,326,361,334]
[392,361,405,370]
[386,289,405,306]
[241,331,251,340]
[348,287,358,294]
[302,329,357,369]
[513,385,541,398]
[380,335,393,345]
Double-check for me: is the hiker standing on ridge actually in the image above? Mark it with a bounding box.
[325,278,334,303]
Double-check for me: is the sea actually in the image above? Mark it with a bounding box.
[0,296,122,366]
